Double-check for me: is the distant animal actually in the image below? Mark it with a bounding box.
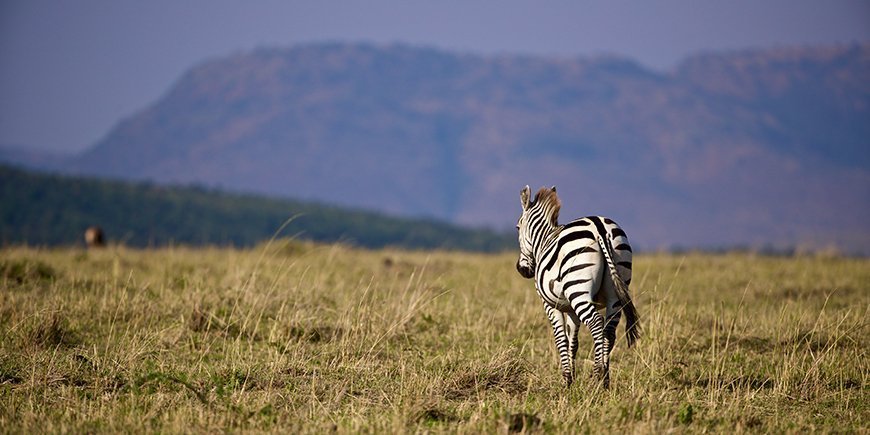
[84,226,105,248]
[515,185,639,388]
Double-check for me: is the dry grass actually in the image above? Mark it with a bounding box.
[0,241,867,433]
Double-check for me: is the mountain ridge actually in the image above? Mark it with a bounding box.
[6,42,869,252]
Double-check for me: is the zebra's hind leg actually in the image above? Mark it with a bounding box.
[604,302,622,356]
[574,301,610,388]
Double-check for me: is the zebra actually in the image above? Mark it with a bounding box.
[515,185,640,388]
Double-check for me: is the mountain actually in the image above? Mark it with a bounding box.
[13,43,870,253]
[0,164,512,251]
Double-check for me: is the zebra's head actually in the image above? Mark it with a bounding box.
[516,185,561,279]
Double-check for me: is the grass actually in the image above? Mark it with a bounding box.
[0,241,867,433]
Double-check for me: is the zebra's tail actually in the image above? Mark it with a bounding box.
[622,299,641,348]
[597,235,641,348]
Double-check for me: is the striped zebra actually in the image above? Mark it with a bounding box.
[515,185,640,388]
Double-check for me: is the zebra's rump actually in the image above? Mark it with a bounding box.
[581,216,632,284]
[539,217,632,283]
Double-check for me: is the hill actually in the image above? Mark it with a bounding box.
[0,164,512,251]
[6,43,869,252]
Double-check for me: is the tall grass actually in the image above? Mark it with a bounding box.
[0,243,867,433]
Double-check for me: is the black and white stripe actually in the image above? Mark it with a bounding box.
[516,185,640,388]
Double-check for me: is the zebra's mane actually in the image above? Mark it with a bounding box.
[532,187,561,227]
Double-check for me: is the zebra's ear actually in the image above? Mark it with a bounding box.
[520,185,531,210]
[551,185,557,192]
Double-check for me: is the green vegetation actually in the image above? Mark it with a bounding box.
[0,244,866,432]
[0,165,512,251]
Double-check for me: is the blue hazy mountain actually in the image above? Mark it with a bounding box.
[9,43,869,253]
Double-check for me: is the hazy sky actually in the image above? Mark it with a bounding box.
[1,1,868,153]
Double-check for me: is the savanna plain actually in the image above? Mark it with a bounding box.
[0,241,867,433]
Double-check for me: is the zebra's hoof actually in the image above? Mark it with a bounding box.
[591,367,610,389]
[562,372,574,388]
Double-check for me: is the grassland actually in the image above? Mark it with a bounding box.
[0,242,867,433]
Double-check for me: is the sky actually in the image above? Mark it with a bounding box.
[0,1,868,153]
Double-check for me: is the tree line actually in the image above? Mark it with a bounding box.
[0,165,513,251]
